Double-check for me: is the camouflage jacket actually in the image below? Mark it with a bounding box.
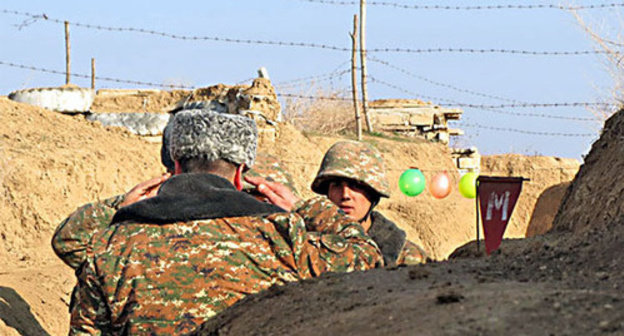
[369,211,427,266]
[70,173,383,335]
[52,194,126,269]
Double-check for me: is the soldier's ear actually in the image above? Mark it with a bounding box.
[233,164,245,191]
[174,160,182,175]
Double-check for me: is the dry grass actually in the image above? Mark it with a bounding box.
[571,9,624,121]
[281,88,359,135]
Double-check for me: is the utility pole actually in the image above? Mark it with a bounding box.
[350,14,362,140]
[91,58,96,89]
[65,21,71,85]
[359,0,373,132]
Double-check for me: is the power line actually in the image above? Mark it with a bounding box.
[294,0,624,11]
[367,56,523,103]
[1,9,614,56]
[0,60,195,89]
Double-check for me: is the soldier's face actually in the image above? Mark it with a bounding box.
[327,179,373,221]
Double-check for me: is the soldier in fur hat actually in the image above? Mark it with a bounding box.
[68,110,382,335]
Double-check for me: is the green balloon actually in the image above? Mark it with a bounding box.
[459,172,478,199]
[399,168,426,197]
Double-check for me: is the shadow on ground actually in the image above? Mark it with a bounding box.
[0,286,50,336]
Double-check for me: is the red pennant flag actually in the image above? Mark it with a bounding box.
[477,176,526,255]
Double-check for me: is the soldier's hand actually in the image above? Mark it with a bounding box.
[244,176,301,211]
[119,173,171,208]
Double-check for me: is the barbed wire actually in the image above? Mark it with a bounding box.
[368,76,609,121]
[461,123,596,137]
[1,9,351,52]
[365,47,613,56]
[1,9,615,56]
[293,0,624,11]
[368,76,460,105]
[274,68,351,89]
[472,106,597,121]
[0,60,195,89]
[367,56,524,103]
[0,58,612,122]
[277,92,352,101]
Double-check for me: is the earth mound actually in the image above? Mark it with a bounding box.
[553,109,624,234]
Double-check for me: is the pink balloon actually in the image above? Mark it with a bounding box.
[429,171,452,199]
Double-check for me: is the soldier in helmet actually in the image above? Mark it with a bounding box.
[68,110,382,334]
[311,140,428,266]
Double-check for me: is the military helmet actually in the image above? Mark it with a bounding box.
[311,140,390,198]
[243,153,299,197]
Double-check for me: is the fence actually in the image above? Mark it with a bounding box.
[1,3,621,146]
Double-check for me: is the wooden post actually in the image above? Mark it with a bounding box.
[91,58,96,89]
[65,21,71,85]
[359,0,373,132]
[476,178,480,253]
[350,15,362,141]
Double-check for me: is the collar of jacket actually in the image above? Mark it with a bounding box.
[368,211,407,267]
[112,173,286,225]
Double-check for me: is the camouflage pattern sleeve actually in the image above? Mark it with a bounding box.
[270,196,384,278]
[70,253,112,335]
[51,194,125,269]
[396,240,428,265]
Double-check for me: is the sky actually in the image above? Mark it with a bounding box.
[1,1,621,160]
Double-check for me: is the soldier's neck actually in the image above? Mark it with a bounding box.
[361,216,372,233]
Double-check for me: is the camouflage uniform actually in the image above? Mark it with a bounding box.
[312,140,428,267]
[52,153,299,270]
[52,194,125,270]
[70,173,382,335]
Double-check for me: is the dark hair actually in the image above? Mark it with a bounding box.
[177,157,238,176]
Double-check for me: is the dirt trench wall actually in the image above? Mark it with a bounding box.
[553,109,624,233]
[0,97,164,266]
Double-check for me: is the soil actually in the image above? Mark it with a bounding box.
[0,88,587,335]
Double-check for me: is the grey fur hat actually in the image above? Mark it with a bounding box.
[169,109,257,168]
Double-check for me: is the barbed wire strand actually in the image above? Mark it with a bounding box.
[0,60,195,89]
[1,59,614,121]
[367,55,525,103]
[0,9,616,56]
[275,68,351,89]
[368,76,610,120]
[461,123,595,137]
[294,0,624,11]
[276,92,352,101]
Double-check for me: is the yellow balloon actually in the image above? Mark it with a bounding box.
[458,172,477,199]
